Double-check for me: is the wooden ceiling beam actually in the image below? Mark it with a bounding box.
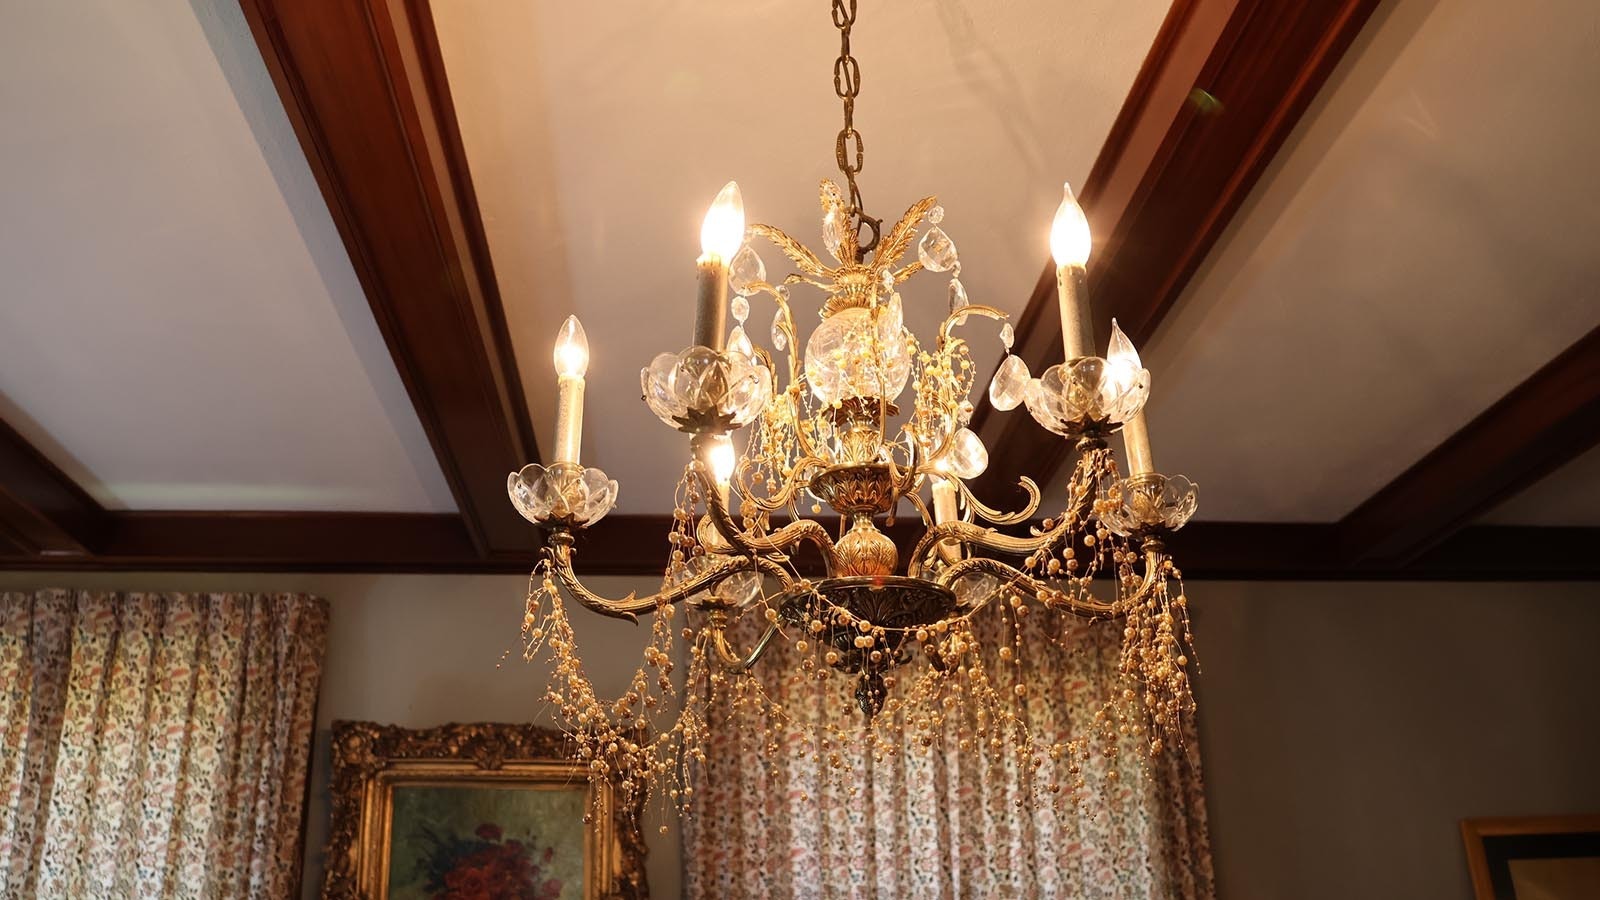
[238,0,537,557]
[0,419,108,558]
[2,512,1593,581]
[972,0,1382,501]
[1338,325,1600,567]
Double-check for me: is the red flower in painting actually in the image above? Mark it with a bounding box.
[420,820,565,900]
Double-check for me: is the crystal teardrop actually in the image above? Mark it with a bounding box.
[989,354,1030,411]
[918,227,958,272]
[999,322,1015,350]
[727,324,754,361]
[728,244,765,296]
[770,310,787,351]
[944,427,988,479]
[947,278,969,316]
[730,294,750,323]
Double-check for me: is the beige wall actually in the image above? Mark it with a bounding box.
[1188,580,1600,900]
[4,571,1596,899]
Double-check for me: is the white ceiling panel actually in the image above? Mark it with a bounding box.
[1077,0,1600,522]
[431,0,1173,514]
[0,1,455,512]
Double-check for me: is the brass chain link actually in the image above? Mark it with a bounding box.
[830,0,881,255]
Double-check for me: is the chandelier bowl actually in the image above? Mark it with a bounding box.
[1024,356,1151,436]
[641,346,772,433]
[508,463,618,528]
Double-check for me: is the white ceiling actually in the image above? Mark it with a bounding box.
[2,0,1594,531]
[0,1,454,511]
[430,0,1174,514]
[1062,0,1600,522]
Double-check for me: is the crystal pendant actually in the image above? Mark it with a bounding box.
[880,292,904,337]
[823,209,852,262]
[727,324,754,361]
[989,354,1030,410]
[927,204,944,225]
[942,427,988,479]
[729,244,765,296]
[770,309,787,351]
[918,227,958,272]
[730,294,750,323]
[947,278,969,316]
[999,322,1015,350]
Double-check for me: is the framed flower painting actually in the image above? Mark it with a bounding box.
[322,722,647,900]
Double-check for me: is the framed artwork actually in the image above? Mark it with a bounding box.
[322,721,647,900]
[1462,815,1600,900]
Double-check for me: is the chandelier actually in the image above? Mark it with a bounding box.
[508,0,1199,820]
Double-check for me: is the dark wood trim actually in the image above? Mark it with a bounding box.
[1339,325,1600,567]
[237,0,537,557]
[3,512,1594,581]
[0,419,108,557]
[972,0,1383,500]
[0,512,499,573]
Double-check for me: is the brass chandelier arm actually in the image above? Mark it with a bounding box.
[695,463,842,573]
[544,533,792,623]
[937,303,1007,345]
[934,556,1118,618]
[954,475,1042,527]
[738,453,828,514]
[707,619,782,673]
[906,518,1072,579]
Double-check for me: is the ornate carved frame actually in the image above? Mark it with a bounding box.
[322,721,647,899]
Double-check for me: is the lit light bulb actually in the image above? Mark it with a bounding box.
[1106,318,1141,371]
[707,435,736,485]
[1049,182,1091,268]
[554,315,589,378]
[700,181,745,260]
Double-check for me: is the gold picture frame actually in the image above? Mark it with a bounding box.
[322,721,647,900]
[1462,815,1600,900]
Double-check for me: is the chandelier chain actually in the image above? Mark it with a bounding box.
[830,0,880,255]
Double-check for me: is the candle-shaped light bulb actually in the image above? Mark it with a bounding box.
[1051,182,1095,359]
[1049,182,1091,268]
[708,435,737,486]
[552,316,587,463]
[694,182,743,350]
[1106,318,1141,373]
[554,315,589,378]
[700,181,745,261]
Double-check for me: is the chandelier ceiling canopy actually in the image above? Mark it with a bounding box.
[508,0,1200,820]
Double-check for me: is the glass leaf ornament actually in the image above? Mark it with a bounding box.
[823,208,852,262]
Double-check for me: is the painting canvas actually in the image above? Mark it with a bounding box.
[322,721,647,900]
[386,784,587,900]
[1462,816,1600,900]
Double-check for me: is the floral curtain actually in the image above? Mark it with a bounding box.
[684,610,1214,899]
[0,590,328,899]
